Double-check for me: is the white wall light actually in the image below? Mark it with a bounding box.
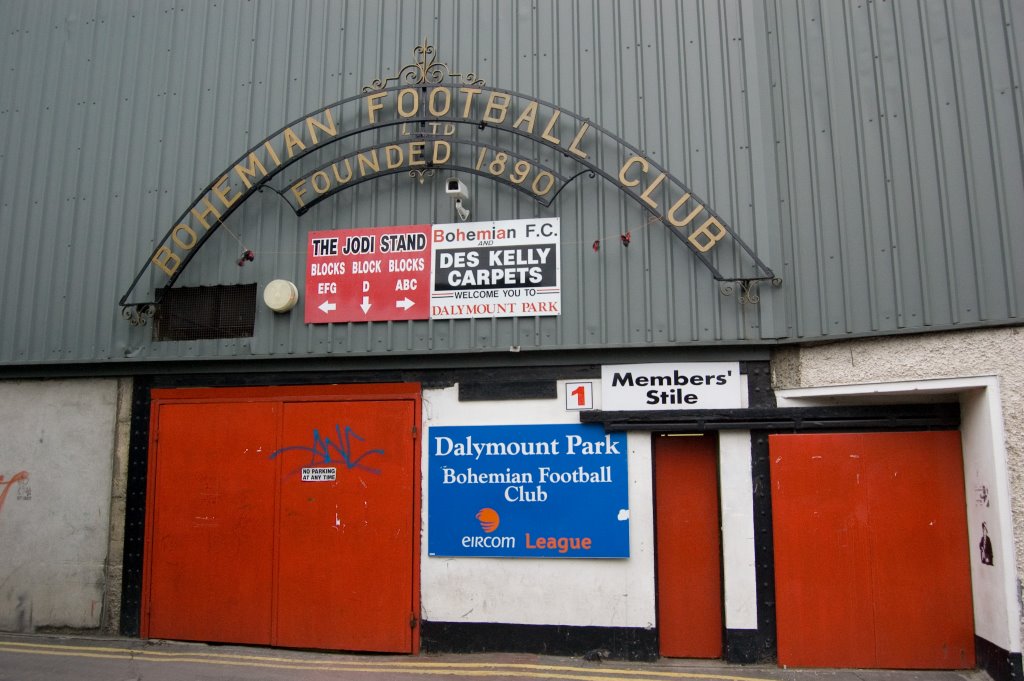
[263,279,299,313]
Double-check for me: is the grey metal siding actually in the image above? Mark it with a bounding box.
[767,0,1023,339]
[0,0,1020,366]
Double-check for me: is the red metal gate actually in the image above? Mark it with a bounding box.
[145,400,278,645]
[654,434,723,658]
[143,385,420,653]
[770,431,974,669]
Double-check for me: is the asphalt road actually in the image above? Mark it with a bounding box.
[0,634,990,681]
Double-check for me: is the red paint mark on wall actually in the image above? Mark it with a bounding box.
[0,471,29,516]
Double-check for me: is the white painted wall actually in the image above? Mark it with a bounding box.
[961,383,1018,652]
[0,379,118,631]
[421,381,656,628]
[774,328,1024,655]
[719,430,757,630]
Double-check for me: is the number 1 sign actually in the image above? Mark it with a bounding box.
[565,382,594,411]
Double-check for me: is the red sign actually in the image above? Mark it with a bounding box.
[304,225,432,323]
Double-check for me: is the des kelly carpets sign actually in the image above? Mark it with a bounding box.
[601,362,743,410]
[429,218,560,319]
[427,424,629,558]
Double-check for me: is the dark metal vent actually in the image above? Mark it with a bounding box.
[153,284,256,341]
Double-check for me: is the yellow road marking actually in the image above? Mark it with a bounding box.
[0,640,777,681]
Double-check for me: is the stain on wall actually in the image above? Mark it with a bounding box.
[0,471,29,516]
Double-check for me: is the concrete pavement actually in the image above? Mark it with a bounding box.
[0,633,990,681]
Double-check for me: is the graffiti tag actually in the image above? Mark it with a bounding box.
[269,425,384,475]
[0,471,29,516]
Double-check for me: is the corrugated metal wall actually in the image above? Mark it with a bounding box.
[0,0,1020,366]
[768,0,1023,339]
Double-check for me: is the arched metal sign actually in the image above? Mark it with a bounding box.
[270,134,584,214]
[120,41,778,319]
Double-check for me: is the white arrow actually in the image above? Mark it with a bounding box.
[318,300,337,314]
[395,297,415,311]
[360,296,372,314]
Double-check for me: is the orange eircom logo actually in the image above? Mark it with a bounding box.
[475,508,500,533]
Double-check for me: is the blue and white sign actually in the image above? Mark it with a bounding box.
[428,424,629,558]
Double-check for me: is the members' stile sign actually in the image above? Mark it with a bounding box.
[305,219,561,324]
[601,362,743,410]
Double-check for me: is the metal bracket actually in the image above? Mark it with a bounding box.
[121,303,156,326]
[719,277,783,305]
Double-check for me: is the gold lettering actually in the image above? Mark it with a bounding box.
[290,179,308,207]
[283,128,306,158]
[212,174,241,210]
[152,246,181,276]
[310,170,331,194]
[263,140,282,167]
[191,197,222,229]
[541,109,561,144]
[305,109,337,145]
[357,149,380,175]
[332,159,353,184]
[688,216,728,252]
[397,88,419,118]
[428,87,452,116]
[408,141,426,166]
[639,172,666,209]
[365,91,387,124]
[513,101,539,133]
[482,92,511,124]
[171,224,198,249]
[667,193,703,228]
[432,140,452,164]
[567,121,590,159]
[385,144,404,169]
[618,156,648,187]
[459,88,482,118]
[532,172,555,196]
[233,153,268,189]
[488,152,508,176]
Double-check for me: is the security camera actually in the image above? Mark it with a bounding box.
[454,199,471,222]
[445,178,469,201]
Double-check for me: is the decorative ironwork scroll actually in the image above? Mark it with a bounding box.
[121,303,155,326]
[364,39,484,92]
[719,277,784,305]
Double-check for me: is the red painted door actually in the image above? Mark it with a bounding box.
[146,401,278,644]
[770,431,975,669]
[275,400,416,652]
[654,434,723,658]
[143,385,420,653]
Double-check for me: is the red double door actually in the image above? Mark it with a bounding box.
[770,431,975,669]
[142,385,420,653]
[655,430,975,669]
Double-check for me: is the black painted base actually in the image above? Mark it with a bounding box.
[976,636,1023,681]
[420,621,658,662]
[725,628,774,664]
